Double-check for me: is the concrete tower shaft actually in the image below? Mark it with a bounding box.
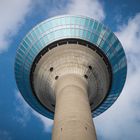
[53,74,96,140]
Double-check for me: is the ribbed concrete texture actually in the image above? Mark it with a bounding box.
[33,44,110,114]
[52,74,97,140]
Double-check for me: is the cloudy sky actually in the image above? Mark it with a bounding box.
[0,0,140,140]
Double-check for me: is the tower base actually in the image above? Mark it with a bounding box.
[52,74,97,140]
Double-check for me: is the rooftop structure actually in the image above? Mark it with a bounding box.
[15,15,127,140]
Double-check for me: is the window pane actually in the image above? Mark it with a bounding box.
[65,16,70,24]
[70,16,76,24]
[86,31,91,40]
[89,20,94,28]
[79,18,86,26]
[97,23,102,33]
[71,28,75,36]
[83,30,87,38]
[79,29,83,37]
[31,30,38,40]
[85,18,89,27]
[24,37,30,46]
[92,34,98,43]
[75,17,81,25]
[22,41,28,49]
[60,17,65,25]
[93,21,98,30]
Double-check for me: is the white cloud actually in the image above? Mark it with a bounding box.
[14,92,53,132]
[33,111,53,132]
[14,92,31,127]
[50,0,105,21]
[0,0,32,53]
[116,13,140,54]
[95,13,140,140]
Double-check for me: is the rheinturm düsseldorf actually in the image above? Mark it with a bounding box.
[15,15,127,140]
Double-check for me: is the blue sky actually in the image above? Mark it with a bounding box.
[0,0,140,140]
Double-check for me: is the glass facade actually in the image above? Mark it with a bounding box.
[15,15,127,119]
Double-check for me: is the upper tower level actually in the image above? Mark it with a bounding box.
[15,15,127,119]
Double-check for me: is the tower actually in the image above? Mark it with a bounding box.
[15,15,127,140]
